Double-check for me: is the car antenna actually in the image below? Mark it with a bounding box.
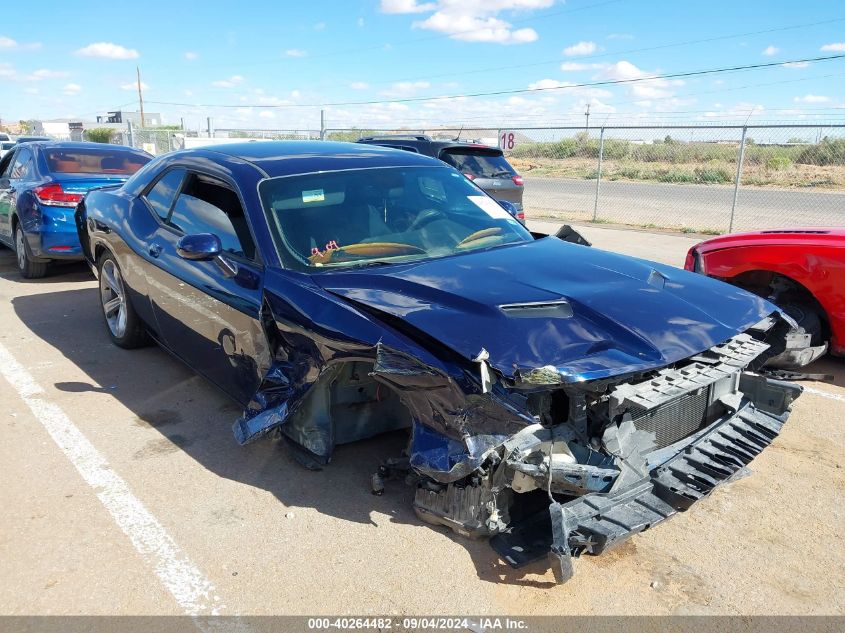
[454,125,463,142]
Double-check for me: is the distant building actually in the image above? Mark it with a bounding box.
[96,110,162,127]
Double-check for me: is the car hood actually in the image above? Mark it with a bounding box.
[316,237,774,383]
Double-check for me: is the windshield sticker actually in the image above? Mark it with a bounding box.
[468,195,515,222]
[302,189,325,203]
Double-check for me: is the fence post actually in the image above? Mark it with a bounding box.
[207,117,214,138]
[729,126,748,233]
[320,109,326,141]
[592,126,605,222]
[127,120,135,148]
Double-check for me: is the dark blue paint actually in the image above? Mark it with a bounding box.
[77,141,780,478]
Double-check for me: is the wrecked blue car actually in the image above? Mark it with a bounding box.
[76,141,801,582]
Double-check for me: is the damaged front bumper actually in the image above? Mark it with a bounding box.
[409,331,802,583]
[495,375,799,582]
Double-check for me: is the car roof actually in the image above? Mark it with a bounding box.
[358,136,503,153]
[195,140,445,177]
[16,140,145,153]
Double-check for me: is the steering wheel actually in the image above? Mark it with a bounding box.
[407,208,444,232]
[456,227,504,248]
[309,242,426,265]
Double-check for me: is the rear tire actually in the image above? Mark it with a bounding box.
[14,225,48,279]
[98,252,149,349]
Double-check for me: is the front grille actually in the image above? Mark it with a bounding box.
[629,386,710,448]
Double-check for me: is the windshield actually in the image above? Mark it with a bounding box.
[439,148,515,178]
[259,166,532,271]
[45,148,151,175]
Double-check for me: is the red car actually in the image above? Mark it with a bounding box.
[685,228,845,365]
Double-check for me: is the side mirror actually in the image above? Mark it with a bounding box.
[497,199,519,217]
[176,233,222,261]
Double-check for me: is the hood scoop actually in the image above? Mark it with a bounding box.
[499,299,574,319]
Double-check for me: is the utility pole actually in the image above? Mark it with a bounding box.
[136,66,145,129]
[584,103,591,131]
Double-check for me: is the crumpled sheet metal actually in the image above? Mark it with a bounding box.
[372,344,533,483]
[231,287,533,478]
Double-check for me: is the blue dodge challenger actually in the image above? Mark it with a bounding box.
[76,141,801,582]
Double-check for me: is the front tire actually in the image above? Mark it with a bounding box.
[15,225,48,279]
[98,252,148,349]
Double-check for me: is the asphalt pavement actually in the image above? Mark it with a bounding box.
[524,176,845,232]
[0,226,843,617]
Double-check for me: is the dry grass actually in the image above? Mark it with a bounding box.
[509,157,845,189]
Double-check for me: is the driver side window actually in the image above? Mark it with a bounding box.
[168,173,256,261]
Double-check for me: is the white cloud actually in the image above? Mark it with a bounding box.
[563,40,597,56]
[384,0,552,45]
[75,42,139,59]
[285,49,307,57]
[782,61,810,69]
[63,83,82,95]
[600,60,683,99]
[258,110,276,119]
[794,94,830,103]
[381,80,430,96]
[560,62,604,71]
[314,22,326,31]
[212,75,244,88]
[184,51,199,60]
[821,42,845,52]
[606,33,633,40]
[28,69,70,81]
[761,45,778,56]
[121,81,149,91]
[380,0,437,13]
[0,35,41,50]
[357,17,365,27]
[350,81,369,90]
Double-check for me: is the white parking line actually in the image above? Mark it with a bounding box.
[0,341,225,616]
[803,385,845,403]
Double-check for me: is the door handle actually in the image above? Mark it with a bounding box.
[148,243,163,258]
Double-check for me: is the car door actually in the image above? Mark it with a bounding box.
[142,168,270,405]
[0,148,19,244]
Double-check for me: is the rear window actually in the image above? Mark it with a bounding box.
[46,148,151,175]
[440,148,515,178]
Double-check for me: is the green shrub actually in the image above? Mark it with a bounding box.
[83,128,116,143]
[796,138,845,166]
[764,154,793,171]
[693,167,732,183]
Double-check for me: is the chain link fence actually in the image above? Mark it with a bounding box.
[102,123,845,234]
[322,124,845,233]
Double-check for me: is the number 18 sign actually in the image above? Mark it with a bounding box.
[499,130,517,151]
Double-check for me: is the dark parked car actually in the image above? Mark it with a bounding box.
[357,135,525,223]
[0,141,151,278]
[76,141,799,582]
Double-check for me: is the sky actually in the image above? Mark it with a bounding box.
[2,0,845,132]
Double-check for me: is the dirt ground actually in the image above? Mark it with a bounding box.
[0,224,843,617]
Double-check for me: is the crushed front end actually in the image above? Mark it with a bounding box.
[401,325,801,583]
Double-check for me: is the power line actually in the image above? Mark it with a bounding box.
[146,53,845,110]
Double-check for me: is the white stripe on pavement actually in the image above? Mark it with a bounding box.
[803,385,845,403]
[0,341,225,616]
